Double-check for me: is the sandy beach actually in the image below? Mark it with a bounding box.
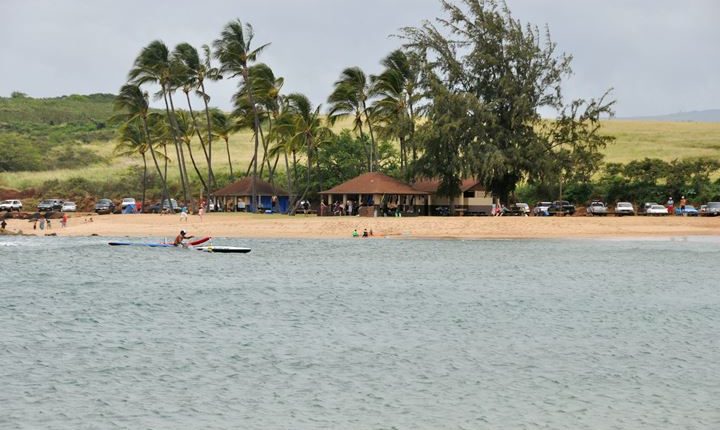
[3,212,719,240]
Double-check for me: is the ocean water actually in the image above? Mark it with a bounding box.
[1,235,719,429]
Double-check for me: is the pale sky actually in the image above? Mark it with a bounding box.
[1,0,718,117]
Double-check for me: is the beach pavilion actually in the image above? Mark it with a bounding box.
[320,172,428,217]
[412,178,494,215]
[212,176,290,213]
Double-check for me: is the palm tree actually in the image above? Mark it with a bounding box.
[112,84,172,209]
[128,40,191,207]
[172,42,222,194]
[213,20,270,212]
[115,119,149,211]
[371,49,421,178]
[210,109,235,177]
[231,63,280,179]
[175,110,210,196]
[327,67,377,171]
[268,97,300,202]
[281,93,331,210]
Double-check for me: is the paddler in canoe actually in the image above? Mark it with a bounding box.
[173,230,194,248]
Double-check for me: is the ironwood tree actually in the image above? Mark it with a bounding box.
[403,0,615,204]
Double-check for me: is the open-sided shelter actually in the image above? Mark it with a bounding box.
[320,172,428,217]
[212,176,290,213]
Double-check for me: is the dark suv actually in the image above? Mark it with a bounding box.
[38,199,63,212]
[94,198,116,214]
[548,200,576,216]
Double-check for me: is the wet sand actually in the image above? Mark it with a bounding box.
[5,213,720,240]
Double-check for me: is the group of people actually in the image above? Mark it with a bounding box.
[666,195,688,214]
[352,228,373,238]
[329,200,356,216]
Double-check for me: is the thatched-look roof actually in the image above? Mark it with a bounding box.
[321,172,427,195]
[412,178,486,194]
[213,177,289,197]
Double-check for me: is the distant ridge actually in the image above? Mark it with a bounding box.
[620,109,720,123]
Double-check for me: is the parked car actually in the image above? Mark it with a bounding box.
[38,199,63,212]
[614,201,635,216]
[506,203,530,216]
[147,199,181,214]
[703,201,720,216]
[533,201,552,216]
[0,199,22,211]
[586,200,608,216]
[121,198,136,209]
[61,201,77,212]
[94,198,116,214]
[548,200,576,216]
[646,204,669,216]
[675,205,699,216]
[639,202,660,215]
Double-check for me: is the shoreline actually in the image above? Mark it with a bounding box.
[2,213,719,240]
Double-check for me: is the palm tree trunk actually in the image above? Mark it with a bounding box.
[269,152,280,186]
[284,151,293,203]
[399,135,407,178]
[356,120,371,172]
[166,92,191,209]
[245,150,256,177]
[185,138,209,195]
[162,91,190,208]
[224,136,233,177]
[362,101,377,171]
[408,96,417,163]
[141,152,148,212]
[243,68,261,212]
[200,81,215,185]
[185,90,214,189]
[258,117,273,178]
[140,116,171,209]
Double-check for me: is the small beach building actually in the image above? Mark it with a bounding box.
[212,176,290,213]
[320,172,428,217]
[412,178,493,215]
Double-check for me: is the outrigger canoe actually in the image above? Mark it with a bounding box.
[108,237,251,253]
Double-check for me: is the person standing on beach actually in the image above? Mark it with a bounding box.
[198,206,204,222]
[61,213,68,228]
[180,207,188,222]
[680,196,687,215]
[1,219,7,231]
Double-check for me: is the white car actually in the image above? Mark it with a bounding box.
[587,200,608,216]
[614,201,635,216]
[0,199,22,211]
[121,198,136,209]
[646,204,669,216]
[61,201,77,212]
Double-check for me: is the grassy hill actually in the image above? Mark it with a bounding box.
[1,94,720,191]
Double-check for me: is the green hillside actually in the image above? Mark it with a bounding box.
[1,94,720,192]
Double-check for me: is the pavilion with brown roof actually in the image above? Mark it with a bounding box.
[212,176,290,213]
[320,172,428,217]
[412,178,494,215]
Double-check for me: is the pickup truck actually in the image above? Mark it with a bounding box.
[548,200,576,216]
[0,199,22,211]
[586,200,608,216]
